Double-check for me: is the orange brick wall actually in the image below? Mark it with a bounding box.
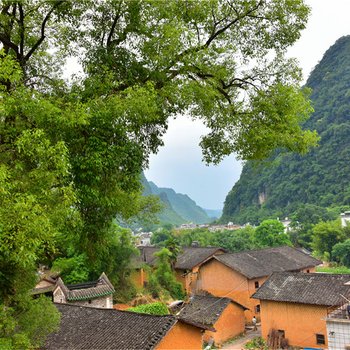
[203,302,245,345]
[260,300,328,349]
[197,259,264,321]
[156,322,203,349]
[130,268,148,289]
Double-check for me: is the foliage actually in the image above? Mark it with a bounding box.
[127,301,169,316]
[214,226,256,252]
[0,296,60,348]
[254,220,292,248]
[150,229,173,246]
[332,239,350,268]
[146,248,185,300]
[288,204,338,249]
[53,224,138,302]
[311,220,346,260]
[244,337,269,350]
[222,36,350,225]
[52,254,90,285]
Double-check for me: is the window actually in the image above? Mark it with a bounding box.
[255,305,261,313]
[306,269,310,273]
[277,330,285,338]
[88,300,92,304]
[254,281,259,289]
[316,334,325,345]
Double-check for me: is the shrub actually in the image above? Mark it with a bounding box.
[127,302,169,315]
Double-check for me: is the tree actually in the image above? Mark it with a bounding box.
[289,204,338,249]
[150,229,173,246]
[254,220,292,248]
[312,220,346,260]
[147,248,185,300]
[214,226,256,252]
[332,239,350,267]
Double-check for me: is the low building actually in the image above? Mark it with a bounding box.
[252,272,350,349]
[45,303,204,349]
[178,294,247,346]
[196,246,321,321]
[53,272,115,309]
[131,246,225,294]
[326,301,350,350]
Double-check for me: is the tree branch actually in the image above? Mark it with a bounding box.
[24,1,64,62]
[107,1,123,47]
[18,3,24,57]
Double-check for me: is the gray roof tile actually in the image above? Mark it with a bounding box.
[252,272,350,306]
[134,246,224,270]
[45,304,177,350]
[178,294,246,330]
[56,273,115,301]
[214,246,321,279]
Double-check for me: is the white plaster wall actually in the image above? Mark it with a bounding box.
[327,320,350,350]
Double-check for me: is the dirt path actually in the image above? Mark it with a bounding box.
[221,326,261,349]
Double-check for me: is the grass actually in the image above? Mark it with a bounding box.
[316,265,350,274]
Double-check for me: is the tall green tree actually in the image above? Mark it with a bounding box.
[312,220,346,260]
[332,239,350,268]
[254,219,291,248]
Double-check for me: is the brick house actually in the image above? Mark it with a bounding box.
[196,246,321,321]
[252,272,350,349]
[178,293,247,346]
[131,246,225,294]
[45,303,205,349]
[53,272,115,308]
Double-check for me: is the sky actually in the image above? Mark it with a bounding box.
[145,0,350,210]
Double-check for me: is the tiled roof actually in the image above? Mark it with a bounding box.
[213,246,321,279]
[133,246,224,270]
[45,304,177,350]
[175,247,225,270]
[252,272,350,306]
[178,294,246,330]
[55,272,115,301]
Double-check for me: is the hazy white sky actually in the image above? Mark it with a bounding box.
[145,0,350,210]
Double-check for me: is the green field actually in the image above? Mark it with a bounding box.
[316,266,350,274]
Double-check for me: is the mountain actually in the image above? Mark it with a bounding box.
[204,209,223,219]
[141,173,211,225]
[222,36,350,224]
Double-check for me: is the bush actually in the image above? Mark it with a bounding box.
[127,302,169,315]
[245,337,269,350]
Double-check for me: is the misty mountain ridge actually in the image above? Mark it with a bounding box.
[141,173,217,225]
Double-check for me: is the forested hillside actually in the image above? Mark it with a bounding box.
[222,36,350,224]
[141,174,211,225]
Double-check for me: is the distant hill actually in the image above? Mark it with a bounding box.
[221,36,350,224]
[204,209,222,220]
[141,173,211,225]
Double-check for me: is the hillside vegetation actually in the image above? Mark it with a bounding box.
[141,173,211,225]
[222,36,350,224]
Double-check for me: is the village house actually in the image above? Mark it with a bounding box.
[53,272,115,309]
[326,300,350,350]
[45,303,205,349]
[178,293,247,346]
[131,246,225,294]
[252,272,350,349]
[195,246,321,321]
[32,275,57,299]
